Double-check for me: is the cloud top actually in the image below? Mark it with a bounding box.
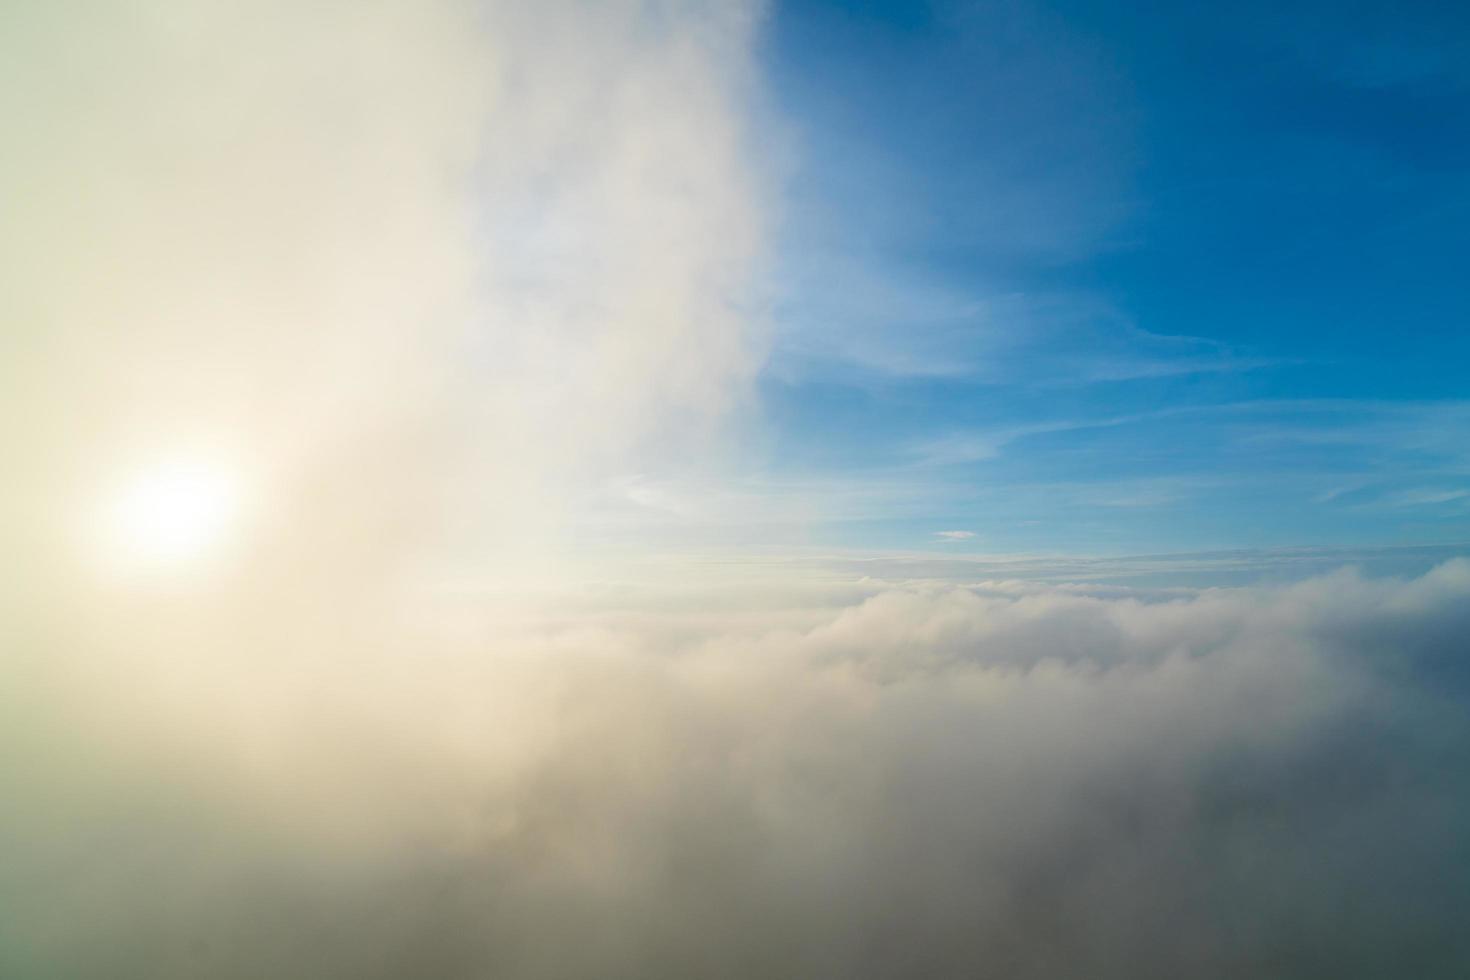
[6,561,1470,977]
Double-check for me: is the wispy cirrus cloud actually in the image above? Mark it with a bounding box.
[770,277,1270,387]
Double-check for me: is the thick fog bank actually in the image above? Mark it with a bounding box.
[5,562,1470,978]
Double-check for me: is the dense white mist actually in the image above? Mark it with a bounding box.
[2,0,767,594]
[6,563,1470,976]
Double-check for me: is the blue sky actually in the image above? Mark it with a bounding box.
[702,0,1470,555]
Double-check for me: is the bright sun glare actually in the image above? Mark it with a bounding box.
[104,458,244,571]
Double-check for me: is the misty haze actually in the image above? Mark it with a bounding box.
[4,1,1469,977]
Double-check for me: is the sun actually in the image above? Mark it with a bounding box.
[103,457,245,572]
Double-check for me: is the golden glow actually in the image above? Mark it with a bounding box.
[102,457,244,572]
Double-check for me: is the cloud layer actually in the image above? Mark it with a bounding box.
[6,561,1470,977]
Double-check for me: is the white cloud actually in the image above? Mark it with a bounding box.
[935,529,976,539]
[3,0,770,587]
[7,561,1470,976]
